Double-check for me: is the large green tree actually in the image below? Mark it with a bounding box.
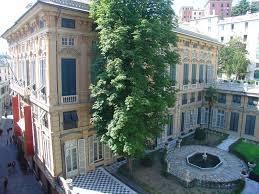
[232,0,258,16]
[219,38,249,80]
[90,0,178,170]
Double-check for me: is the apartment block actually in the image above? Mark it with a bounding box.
[204,0,232,18]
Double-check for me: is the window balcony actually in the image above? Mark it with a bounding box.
[61,95,78,104]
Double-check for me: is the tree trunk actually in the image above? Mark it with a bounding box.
[208,105,212,131]
[207,105,212,140]
[127,157,133,176]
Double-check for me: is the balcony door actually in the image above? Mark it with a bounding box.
[61,58,76,96]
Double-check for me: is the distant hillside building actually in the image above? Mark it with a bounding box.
[186,12,259,80]
[204,0,233,18]
[179,6,194,22]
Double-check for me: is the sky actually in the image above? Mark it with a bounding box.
[0,0,241,53]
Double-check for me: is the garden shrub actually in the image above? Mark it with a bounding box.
[194,128,206,141]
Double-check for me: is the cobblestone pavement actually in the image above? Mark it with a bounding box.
[166,145,246,184]
[72,167,137,194]
[0,110,44,194]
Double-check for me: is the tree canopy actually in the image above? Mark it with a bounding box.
[90,0,179,159]
[231,0,258,16]
[219,38,249,80]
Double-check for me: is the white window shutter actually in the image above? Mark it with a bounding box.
[78,138,86,174]
[212,108,217,127]
[224,112,228,129]
[88,136,94,164]
[193,108,198,126]
[201,107,205,124]
[184,111,190,130]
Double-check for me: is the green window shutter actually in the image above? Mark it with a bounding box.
[192,64,197,84]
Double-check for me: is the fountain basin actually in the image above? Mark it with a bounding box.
[187,152,222,170]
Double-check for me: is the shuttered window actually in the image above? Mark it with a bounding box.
[63,111,78,130]
[183,64,189,85]
[245,115,256,136]
[192,64,197,84]
[61,58,76,96]
[229,112,239,131]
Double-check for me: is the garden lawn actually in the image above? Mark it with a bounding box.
[230,139,259,176]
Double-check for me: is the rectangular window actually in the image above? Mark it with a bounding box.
[182,94,188,105]
[245,115,256,136]
[39,20,45,29]
[61,58,76,96]
[199,64,204,83]
[184,41,190,47]
[248,97,258,106]
[218,93,226,104]
[245,22,248,29]
[192,64,197,84]
[183,64,189,85]
[167,115,173,136]
[170,64,176,86]
[243,35,248,42]
[255,70,259,79]
[61,18,75,28]
[216,110,225,129]
[198,91,202,101]
[232,95,241,104]
[93,136,103,162]
[221,37,224,42]
[190,92,195,103]
[197,107,201,124]
[62,37,75,46]
[231,24,234,30]
[39,58,46,86]
[63,111,78,130]
[229,112,239,131]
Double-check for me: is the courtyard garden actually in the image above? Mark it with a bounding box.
[229,139,259,182]
[118,150,244,194]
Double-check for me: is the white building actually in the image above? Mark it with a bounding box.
[185,12,259,80]
[0,63,10,119]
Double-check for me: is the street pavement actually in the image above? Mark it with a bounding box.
[0,109,44,194]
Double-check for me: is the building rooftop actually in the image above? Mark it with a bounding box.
[219,12,259,24]
[174,27,221,45]
[38,0,89,12]
[1,0,89,38]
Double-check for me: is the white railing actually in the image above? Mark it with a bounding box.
[211,80,259,93]
[61,95,78,104]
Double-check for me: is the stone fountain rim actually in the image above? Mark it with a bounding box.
[186,151,223,170]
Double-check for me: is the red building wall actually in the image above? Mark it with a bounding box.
[24,105,34,156]
[12,96,22,136]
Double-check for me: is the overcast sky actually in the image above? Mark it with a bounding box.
[0,0,240,53]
